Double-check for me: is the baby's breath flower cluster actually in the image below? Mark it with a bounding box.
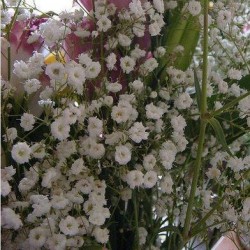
[1,0,250,249]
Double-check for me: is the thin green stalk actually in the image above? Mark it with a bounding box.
[182,0,209,245]
[133,191,139,250]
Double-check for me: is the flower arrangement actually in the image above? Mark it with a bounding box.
[1,0,250,249]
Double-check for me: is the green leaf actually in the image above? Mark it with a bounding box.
[238,74,250,91]
[194,69,201,111]
[208,118,233,156]
[212,91,250,116]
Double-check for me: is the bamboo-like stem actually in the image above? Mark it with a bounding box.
[181,0,209,246]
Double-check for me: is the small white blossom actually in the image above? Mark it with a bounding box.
[11,142,31,164]
[20,113,35,131]
[115,145,132,165]
[126,170,144,189]
[128,122,149,143]
[1,208,23,230]
[120,56,136,74]
[187,0,201,16]
[59,216,79,236]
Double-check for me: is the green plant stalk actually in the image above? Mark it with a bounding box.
[182,0,209,245]
[133,191,139,250]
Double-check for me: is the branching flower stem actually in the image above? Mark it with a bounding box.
[181,0,209,246]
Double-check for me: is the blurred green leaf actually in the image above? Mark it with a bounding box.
[238,74,250,91]
[208,118,233,156]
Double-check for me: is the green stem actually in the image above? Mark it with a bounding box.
[182,0,209,245]
[133,191,139,250]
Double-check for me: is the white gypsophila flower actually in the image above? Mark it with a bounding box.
[115,145,132,165]
[227,156,244,172]
[138,227,148,245]
[154,46,166,58]
[1,181,11,196]
[173,134,188,152]
[159,149,175,169]
[128,122,149,143]
[130,79,144,93]
[78,53,92,66]
[41,168,59,188]
[118,33,132,47]
[105,131,127,145]
[106,81,122,93]
[140,58,159,75]
[106,53,117,70]
[126,170,144,189]
[153,0,164,13]
[31,143,46,159]
[143,154,156,171]
[206,167,221,180]
[133,23,145,37]
[75,178,93,194]
[1,165,16,181]
[242,198,250,222]
[111,105,130,123]
[20,113,35,131]
[30,195,51,217]
[160,175,173,194]
[29,227,47,248]
[131,45,146,60]
[27,31,40,44]
[71,158,87,175]
[13,60,31,79]
[56,140,76,160]
[11,142,31,164]
[143,170,158,188]
[51,118,70,141]
[217,10,232,29]
[129,0,145,17]
[227,68,242,80]
[120,56,136,74]
[121,188,132,202]
[1,208,23,230]
[45,62,65,81]
[174,92,193,109]
[218,80,228,94]
[39,86,53,100]
[51,194,69,210]
[46,234,67,250]
[187,0,201,16]
[74,26,91,38]
[92,227,109,244]
[67,64,86,89]
[171,115,187,133]
[146,103,164,120]
[23,78,41,95]
[88,206,110,226]
[238,95,250,116]
[40,19,70,46]
[88,117,103,138]
[97,15,112,32]
[85,61,101,79]
[165,0,177,9]
[59,216,79,236]
[88,141,106,159]
[3,127,17,143]
[229,83,241,97]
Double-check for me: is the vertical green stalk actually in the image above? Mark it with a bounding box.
[182,0,209,245]
[133,191,139,250]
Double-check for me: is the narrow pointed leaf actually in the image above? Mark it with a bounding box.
[194,69,201,111]
[208,118,233,156]
[212,91,250,116]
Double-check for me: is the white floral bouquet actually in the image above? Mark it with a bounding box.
[1,0,250,249]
